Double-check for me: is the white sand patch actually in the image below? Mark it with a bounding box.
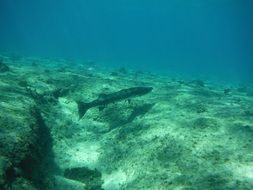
[59,97,79,119]
[232,162,253,180]
[103,169,135,190]
[58,141,101,169]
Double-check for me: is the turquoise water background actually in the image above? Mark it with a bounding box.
[0,0,252,78]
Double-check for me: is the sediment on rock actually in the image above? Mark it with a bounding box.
[0,103,57,189]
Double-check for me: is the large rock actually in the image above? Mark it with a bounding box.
[0,72,56,189]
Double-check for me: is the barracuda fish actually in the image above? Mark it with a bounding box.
[77,87,153,119]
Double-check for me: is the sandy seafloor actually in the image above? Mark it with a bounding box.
[0,54,253,190]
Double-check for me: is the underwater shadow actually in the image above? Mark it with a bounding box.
[108,103,155,130]
[127,103,156,123]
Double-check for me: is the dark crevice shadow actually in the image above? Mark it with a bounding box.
[18,107,60,189]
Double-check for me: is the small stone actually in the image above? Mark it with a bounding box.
[192,79,205,87]
[224,88,231,95]
[0,60,10,73]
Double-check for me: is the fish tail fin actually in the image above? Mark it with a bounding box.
[77,101,91,119]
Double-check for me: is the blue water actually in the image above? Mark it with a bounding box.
[0,0,252,78]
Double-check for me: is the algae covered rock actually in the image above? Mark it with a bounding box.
[0,105,56,189]
[0,156,11,187]
[0,69,57,189]
[10,178,37,190]
[0,107,47,189]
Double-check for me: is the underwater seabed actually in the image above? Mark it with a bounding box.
[0,53,253,190]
